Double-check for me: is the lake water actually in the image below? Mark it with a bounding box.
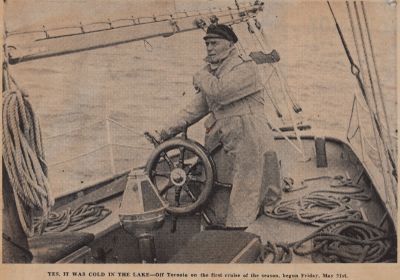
[5,0,397,197]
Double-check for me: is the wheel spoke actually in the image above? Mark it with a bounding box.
[161,152,175,169]
[152,170,170,178]
[187,159,203,175]
[188,175,206,184]
[178,147,186,167]
[159,182,175,196]
[183,186,197,202]
[174,185,184,206]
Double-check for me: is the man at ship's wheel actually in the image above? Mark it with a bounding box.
[153,24,281,229]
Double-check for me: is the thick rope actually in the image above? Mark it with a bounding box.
[301,175,372,201]
[2,87,53,237]
[33,203,111,233]
[264,192,362,226]
[260,219,393,263]
[258,241,292,263]
[290,219,393,263]
[265,174,373,226]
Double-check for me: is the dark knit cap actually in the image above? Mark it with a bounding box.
[203,24,238,43]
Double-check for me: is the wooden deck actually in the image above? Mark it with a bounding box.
[246,138,390,263]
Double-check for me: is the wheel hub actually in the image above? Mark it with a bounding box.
[170,168,187,186]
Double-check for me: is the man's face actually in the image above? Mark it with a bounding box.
[205,38,232,63]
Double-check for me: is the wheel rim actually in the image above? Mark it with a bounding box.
[145,138,215,215]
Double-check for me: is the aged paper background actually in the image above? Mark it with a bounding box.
[1,0,399,279]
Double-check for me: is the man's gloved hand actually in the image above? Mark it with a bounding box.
[144,129,172,145]
[269,49,280,63]
[193,67,211,92]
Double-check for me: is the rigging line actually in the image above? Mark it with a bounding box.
[327,1,395,207]
[47,144,109,167]
[346,95,358,141]
[360,1,395,155]
[346,2,368,100]
[3,21,12,91]
[244,26,306,158]
[345,2,367,163]
[43,120,106,140]
[2,59,11,92]
[48,142,152,167]
[353,2,383,134]
[43,118,144,140]
[251,19,301,111]
[236,23,282,116]
[105,117,144,136]
[355,94,373,113]
[355,96,366,161]
[364,137,378,152]
[231,24,283,119]
[2,15,11,83]
[230,25,304,155]
[246,22,307,160]
[353,2,397,183]
[111,143,153,151]
[327,2,364,87]
[244,33,283,116]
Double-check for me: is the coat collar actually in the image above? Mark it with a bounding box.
[205,48,242,77]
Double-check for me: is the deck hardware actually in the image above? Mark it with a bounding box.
[119,170,166,263]
[79,22,85,33]
[254,18,262,30]
[315,136,328,168]
[194,18,207,30]
[247,21,254,33]
[261,151,282,207]
[209,15,219,24]
[107,19,113,29]
[42,25,49,38]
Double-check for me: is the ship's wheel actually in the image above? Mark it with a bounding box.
[144,132,216,215]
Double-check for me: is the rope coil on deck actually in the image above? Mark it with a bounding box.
[290,219,393,263]
[302,175,372,201]
[2,85,54,237]
[258,241,292,263]
[260,220,393,263]
[33,203,112,233]
[264,192,362,226]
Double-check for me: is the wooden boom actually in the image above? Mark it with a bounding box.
[6,1,264,64]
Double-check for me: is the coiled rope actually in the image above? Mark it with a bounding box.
[264,192,362,226]
[258,241,292,263]
[291,219,392,263]
[2,82,53,237]
[260,219,393,263]
[33,203,112,233]
[2,73,111,237]
[302,175,372,201]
